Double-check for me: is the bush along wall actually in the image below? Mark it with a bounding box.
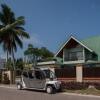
[61,81,100,90]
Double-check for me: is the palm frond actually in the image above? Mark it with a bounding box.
[0,4,15,24]
[14,34,23,48]
[12,40,17,52]
[0,25,3,29]
[13,29,30,39]
[17,16,25,25]
[0,17,24,32]
[15,26,25,31]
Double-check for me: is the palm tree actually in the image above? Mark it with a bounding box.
[0,4,30,70]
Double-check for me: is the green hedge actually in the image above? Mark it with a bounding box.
[61,82,100,90]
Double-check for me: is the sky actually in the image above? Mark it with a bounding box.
[0,0,100,58]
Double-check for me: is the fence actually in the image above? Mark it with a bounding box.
[83,66,100,82]
[55,67,76,82]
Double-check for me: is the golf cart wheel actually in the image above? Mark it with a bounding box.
[57,85,62,92]
[17,84,22,90]
[46,86,54,94]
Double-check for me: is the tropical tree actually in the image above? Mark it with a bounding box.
[5,57,13,70]
[24,44,54,64]
[15,58,24,70]
[24,44,37,64]
[40,47,54,59]
[0,4,30,70]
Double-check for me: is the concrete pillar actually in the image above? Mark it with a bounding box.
[76,65,83,82]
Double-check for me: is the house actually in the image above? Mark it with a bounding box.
[55,35,100,82]
[37,35,100,82]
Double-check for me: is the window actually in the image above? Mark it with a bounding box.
[64,51,83,61]
[23,71,28,77]
[35,71,45,80]
[43,70,50,78]
[69,52,77,60]
[28,71,34,79]
[77,51,83,60]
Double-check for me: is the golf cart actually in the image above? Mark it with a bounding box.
[16,68,61,94]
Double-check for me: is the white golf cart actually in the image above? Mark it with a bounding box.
[16,68,61,94]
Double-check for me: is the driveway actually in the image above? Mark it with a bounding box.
[0,87,100,100]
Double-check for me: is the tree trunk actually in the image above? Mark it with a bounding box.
[12,49,16,84]
[7,50,9,63]
[6,50,9,70]
[12,49,15,71]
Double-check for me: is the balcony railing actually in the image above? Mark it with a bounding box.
[64,52,83,61]
[64,57,79,61]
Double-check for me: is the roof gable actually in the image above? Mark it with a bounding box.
[55,36,93,57]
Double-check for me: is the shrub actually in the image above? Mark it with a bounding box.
[61,81,100,90]
[93,83,100,90]
[61,81,89,90]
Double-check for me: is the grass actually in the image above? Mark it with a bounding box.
[64,88,100,96]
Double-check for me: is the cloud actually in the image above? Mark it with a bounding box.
[23,34,44,47]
